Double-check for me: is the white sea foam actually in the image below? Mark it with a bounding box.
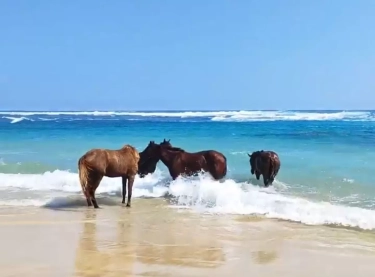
[0,169,168,196]
[0,110,373,122]
[2,116,33,124]
[38,117,59,121]
[230,151,248,156]
[210,111,372,122]
[0,170,375,230]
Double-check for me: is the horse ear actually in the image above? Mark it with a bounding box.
[248,153,251,157]
[168,139,170,142]
[163,139,166,142]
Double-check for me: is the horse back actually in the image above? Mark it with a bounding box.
[264,151,280,166]
[80,149,109,174]
[173,151,208,172]
[182,150,226,174]
[80,147,139,177]
[255,151,280,175]
[196,150,226,163]
[179,151,206,164]
[105,148,139,176]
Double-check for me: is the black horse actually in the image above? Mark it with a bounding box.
[140,141,227,180]
[137,139,172,177]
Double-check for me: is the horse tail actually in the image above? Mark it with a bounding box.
[222,155,227,177]
[274,155,280,177]
[78,156,90,195]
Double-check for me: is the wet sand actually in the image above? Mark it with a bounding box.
[0,197,375,277]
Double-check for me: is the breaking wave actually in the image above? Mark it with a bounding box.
[2,116,34,124]
[0,169,375,231]
[0,110,374,122]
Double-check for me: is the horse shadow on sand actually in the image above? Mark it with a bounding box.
[41,176,174,212]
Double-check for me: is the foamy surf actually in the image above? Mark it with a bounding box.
[2,116,33,124]
[0,170,374,230]
[0,170,168,196]
[0,110,373,122]
[167,175,375,230]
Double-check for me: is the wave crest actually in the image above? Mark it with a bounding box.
[0,170,375,230]
[2,116,33,124]
[0,110,373,122]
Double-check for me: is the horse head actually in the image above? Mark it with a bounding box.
[138,141,162,177]
[138,158,158,177]
[160,138,172,148]
[142,140,162,158]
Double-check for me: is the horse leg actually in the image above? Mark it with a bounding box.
[84,189,92,207]
[209,163,226,180]
[88,188,99,209]
[121,176,127,204]
[208,167,220,180]
[255,171,261,180]
[126,176,135,207]
[79,177,92,207]
[263,175,270,187]
[90,175,103,209]
[168,168,178,180]
[210,172,219,180]
[268,167,278,186]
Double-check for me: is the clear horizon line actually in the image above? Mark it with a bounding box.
[0,109,373,112]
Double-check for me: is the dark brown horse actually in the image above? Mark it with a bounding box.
[78,144,140,208]
[138,139,172,177]
[248,150,280,187]
[143,141,227,180]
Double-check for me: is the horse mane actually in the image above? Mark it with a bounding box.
[251,150,264,156]
[166,146,185,152]
[121,144,134,150]
[120,144,140,161]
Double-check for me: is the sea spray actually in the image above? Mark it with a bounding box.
[0,169,375,230]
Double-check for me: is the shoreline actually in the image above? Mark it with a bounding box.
[0,198,375,277]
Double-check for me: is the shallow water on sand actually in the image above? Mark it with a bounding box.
[1,198,375,277]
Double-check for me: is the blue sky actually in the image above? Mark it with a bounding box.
[0,1,374,111]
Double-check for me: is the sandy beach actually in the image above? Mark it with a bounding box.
[0,197,375,277]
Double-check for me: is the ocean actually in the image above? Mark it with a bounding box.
[1,110,375,231]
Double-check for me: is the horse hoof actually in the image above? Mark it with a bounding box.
[126,204,131,208]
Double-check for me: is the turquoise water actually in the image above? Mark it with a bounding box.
[1,110,375,230]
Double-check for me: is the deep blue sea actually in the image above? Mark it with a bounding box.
[1,110,375,230]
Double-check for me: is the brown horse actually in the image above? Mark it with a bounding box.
[137,139,172,177]
[248,150,280,187]
[78,144,140,208]
[143,141,227,180]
